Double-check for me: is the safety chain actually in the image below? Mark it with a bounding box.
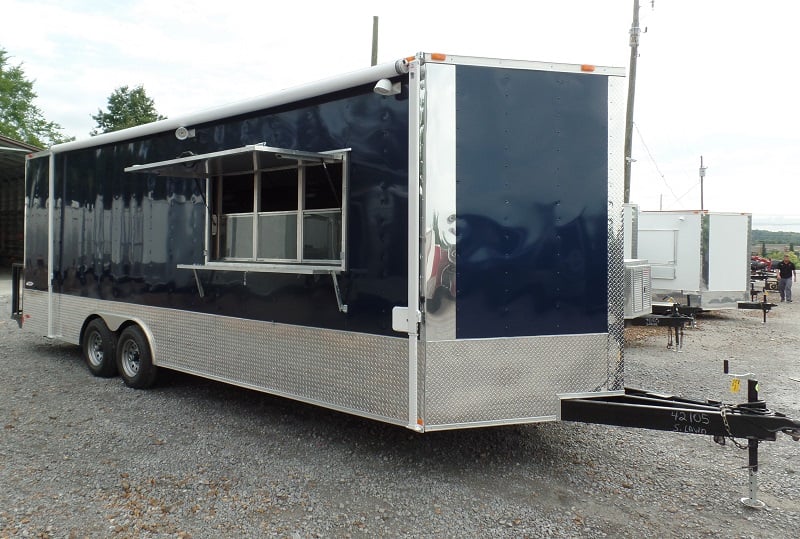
[720,405,749,450]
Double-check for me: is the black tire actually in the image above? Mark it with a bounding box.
[116,325,158,389]
[82,318,118,378]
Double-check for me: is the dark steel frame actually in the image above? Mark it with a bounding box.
[561,386,800,442]
[562,378,800,507]
[11,262,23,327]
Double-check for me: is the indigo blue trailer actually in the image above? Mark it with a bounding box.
[14,52,631,430]
[13,52,800,506]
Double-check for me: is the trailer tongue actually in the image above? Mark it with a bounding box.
[561,378,800,508]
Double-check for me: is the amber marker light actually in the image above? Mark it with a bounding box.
[581,64,596,72]
[430,53,447,61]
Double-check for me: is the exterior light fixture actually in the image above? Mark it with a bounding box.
[373,78,401,96]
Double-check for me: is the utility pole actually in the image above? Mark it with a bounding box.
[623,0,640,204]
[699,155,707,210]
[371,16,379,66]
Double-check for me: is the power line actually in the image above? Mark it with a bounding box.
[670,181,701,207]
[633,122,679,202]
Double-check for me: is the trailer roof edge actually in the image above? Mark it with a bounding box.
[48,58,411,155]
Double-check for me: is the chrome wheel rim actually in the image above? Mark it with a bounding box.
[87,331,104,367]
[120,338,140,378]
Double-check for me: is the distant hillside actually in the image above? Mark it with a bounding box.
[752,229,800,244]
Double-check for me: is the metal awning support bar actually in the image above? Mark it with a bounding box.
[179,264,347,313]
[331,273,348,313]
[124,145,348,179]
[192,268,205,298]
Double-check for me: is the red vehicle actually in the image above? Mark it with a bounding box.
[750,255,773,272]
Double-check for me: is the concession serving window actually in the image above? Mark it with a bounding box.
[125,144,351,310]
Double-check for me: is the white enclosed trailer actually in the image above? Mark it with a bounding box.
[638,210,751,310]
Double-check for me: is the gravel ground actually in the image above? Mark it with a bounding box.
[1,272,799,538]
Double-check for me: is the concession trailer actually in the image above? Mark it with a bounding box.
[11,53,798,505]
[14,53,628,430]
[638,210,752,311]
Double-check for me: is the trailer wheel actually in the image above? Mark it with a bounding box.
[116,325,157,389]
[82,318,118,378]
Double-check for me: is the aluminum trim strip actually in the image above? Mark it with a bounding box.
[406,59,423,430]
[421,53,625,77]
[422,415,558,432]
[421,63,456,341]
[46,152,55,338]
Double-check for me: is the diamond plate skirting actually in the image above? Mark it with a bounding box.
[422,333,609,428]
[23,290,409,425]
[24,292,611,430]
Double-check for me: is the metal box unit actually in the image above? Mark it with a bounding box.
[624,259,651,319]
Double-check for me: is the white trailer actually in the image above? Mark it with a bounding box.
[638,210,751,310]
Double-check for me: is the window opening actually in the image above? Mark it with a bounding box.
[125,145,350,275]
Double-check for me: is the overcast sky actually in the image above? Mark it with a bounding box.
[2,0,799,230]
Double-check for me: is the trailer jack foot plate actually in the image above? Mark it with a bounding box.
[740,497,765,510]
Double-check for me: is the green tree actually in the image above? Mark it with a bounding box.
[767,250,799,266]
[0,47,73,147]
[91,85,165,135]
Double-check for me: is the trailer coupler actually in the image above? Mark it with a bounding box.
[738,287,776,323]
[561,385,800,508]
[627,307,694,350]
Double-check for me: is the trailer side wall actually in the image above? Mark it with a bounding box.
[25,83,410,337]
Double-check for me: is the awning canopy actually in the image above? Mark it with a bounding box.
[124,144,349,179]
